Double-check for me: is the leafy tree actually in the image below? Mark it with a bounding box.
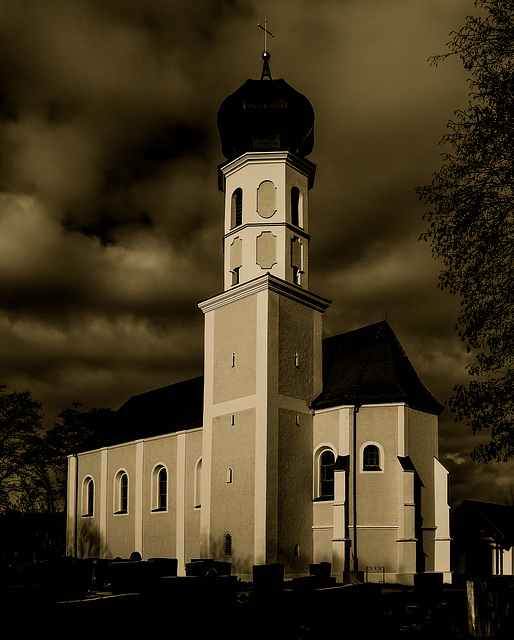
[0,384,46,513]
[0,386,114,514]
[44,405,115,505]
[417,0,514,462]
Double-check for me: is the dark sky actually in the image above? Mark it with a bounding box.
[1,0,512,508]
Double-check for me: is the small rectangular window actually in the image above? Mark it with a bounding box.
[294,351,299,368]
[231,352,236,368]
[231,414,235,426]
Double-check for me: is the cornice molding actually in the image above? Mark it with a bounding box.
[218,151,316,192]
[198,274,330,314]
[223,221,311,242]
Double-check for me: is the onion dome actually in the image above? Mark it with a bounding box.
[217,52,314,161]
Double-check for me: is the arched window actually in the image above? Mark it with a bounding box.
[319,450,335,499]
[152,464,168,511]
[83,476,94,516]
[223,532,232,555]
[194,458,202,508]
[231,188,243,228]
[314,446,337,500]
[363,444,382,471]
[114,470,128,514]
[158,467,167,510]
[291,187,300,227]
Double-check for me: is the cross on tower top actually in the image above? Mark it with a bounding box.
[257,20,274,53]
[257,20,274,80]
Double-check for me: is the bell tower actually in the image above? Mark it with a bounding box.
[217,51,316,290]
[199,49,330,579]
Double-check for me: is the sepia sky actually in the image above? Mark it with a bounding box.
[1,0,512,508]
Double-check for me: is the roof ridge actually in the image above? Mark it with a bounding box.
[127,374,204,402]
[323,320,387,342]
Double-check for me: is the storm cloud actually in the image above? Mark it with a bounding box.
[2,0,513,508]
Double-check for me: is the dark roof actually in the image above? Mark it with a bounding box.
[79,376,204,451]
[217,71,314,160]
[78,321,442,452]
[452,500,514,547]
[312,321,444,415]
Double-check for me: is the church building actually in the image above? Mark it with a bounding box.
[66,49,452,585]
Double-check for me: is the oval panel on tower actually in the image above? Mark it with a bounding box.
[257,180,277,218]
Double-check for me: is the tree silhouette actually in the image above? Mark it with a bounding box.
[417,1,514,462]
[0,384,45,513]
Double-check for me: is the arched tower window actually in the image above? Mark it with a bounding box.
[231,188,243,228]
[291,186,300,227]
[291,236,304,286]
[114,470,129,514]
[362,444,382,471]
[83,476,94,517]
[152,464,168,511]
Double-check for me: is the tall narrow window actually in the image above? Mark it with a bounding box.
[152,464,168,511]
[291,236,303,286]
[82,476,94,516]
[291,187,300,227]
[229,237,242,286]
[195,458,202,508]
[227,467,233,484]
[319,450,335,499]
[158,467,167,510]
[120,472,128,513]
[87,478,95,516]
[231,188,243,228]
[363,444,381,471]
[114,470,128,514]
[231,352,236,368]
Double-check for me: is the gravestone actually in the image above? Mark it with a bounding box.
[467,576,514,638]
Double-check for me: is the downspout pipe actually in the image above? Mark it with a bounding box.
[352,404,361,572]
[71,453,78,558]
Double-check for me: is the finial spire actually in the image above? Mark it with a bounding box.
[257,20,274,80]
